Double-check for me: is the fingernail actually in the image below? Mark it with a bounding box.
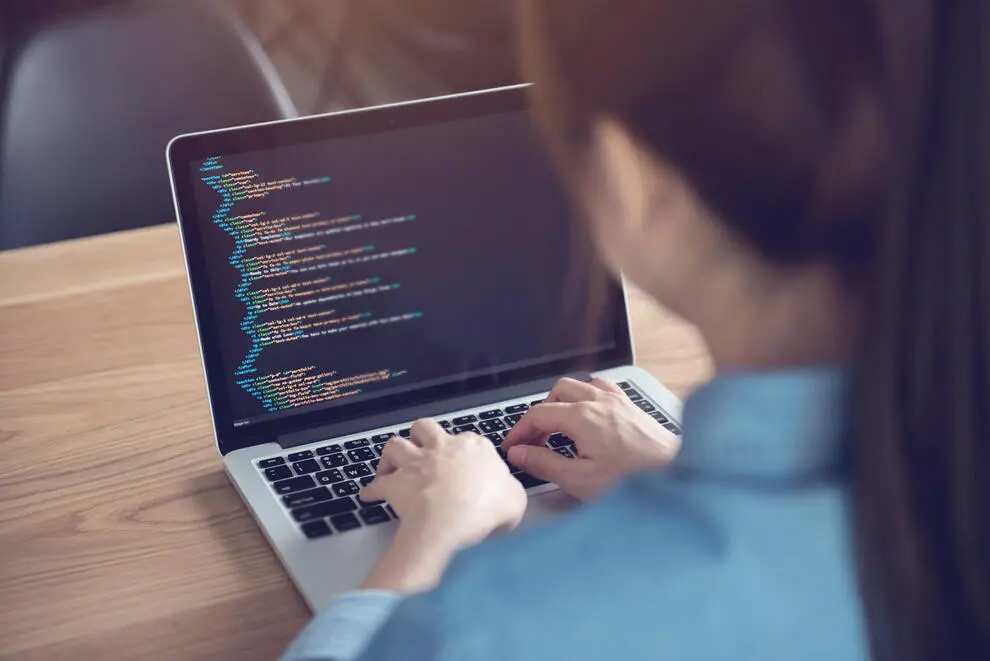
[508,445,526,464]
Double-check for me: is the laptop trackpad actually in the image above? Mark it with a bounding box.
[519,487,579,528]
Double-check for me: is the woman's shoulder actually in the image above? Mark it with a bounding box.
[406,472,867,661]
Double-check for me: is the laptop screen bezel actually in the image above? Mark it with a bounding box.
[168,85,634,456]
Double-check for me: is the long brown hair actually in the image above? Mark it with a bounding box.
[520,1,990,659]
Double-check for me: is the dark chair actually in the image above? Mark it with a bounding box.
[321,0,519,107]
[244,0,518,112]
[0,2,297,250]
[367,0,519,90]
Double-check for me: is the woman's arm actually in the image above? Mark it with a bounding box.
[282,420,526,660]
[278,527,465,661]
[359,520,466,592]
[279,591,402,661]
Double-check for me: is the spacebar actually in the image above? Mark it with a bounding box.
[292,497,358,522]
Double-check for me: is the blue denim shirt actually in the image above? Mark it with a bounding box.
[283,369,867,661]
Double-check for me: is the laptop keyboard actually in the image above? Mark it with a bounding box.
[256,381,680,540]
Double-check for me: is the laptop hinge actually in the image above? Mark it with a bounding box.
[277,372,592,450]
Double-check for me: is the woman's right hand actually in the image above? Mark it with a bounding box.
[501,377,680,500]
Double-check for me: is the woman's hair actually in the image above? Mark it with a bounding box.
[521,1,990,659]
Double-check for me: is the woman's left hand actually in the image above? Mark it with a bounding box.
[358,419,527,592]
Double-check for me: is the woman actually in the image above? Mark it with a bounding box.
[284,1,990,660]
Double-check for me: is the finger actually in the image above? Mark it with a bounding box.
[545,377,605,404]
[588,377,625,396]
[506,444,591,490]
[410,419,446,448]
[375,451,401,477]
[378,436,422,474]
[360,472,392,502]
[502,403,584,449]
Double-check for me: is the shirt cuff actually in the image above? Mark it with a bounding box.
[281,590,403,661]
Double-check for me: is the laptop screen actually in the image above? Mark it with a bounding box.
[173,89,631,451]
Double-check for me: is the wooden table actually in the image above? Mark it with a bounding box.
[0,225,710,661]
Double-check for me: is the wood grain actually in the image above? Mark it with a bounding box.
[0,225,710,661]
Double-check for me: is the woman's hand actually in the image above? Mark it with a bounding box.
[502,377,680,500]
[358,420,527,593]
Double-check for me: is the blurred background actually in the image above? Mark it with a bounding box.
[0,0,519,250]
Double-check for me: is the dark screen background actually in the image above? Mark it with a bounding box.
[191,111,617,425]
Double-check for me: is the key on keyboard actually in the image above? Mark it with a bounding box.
[360,506,391,525]
[283,487,333,508]
[333,481,360,497]
[348,448,375,463]
[479,419,507,433]
[264,465,292,482]
[259,457,285,469]
[452,415,477,425]
[273,475,316,494]
[293,459,321,475]
[320,453,348,469]
[292,497,357,522]
[287,450,314,461]
[479,409,503,420]
[344,463,372,479]
[452,424,479,434]
[316,469,345,485]
[316,444,343,455]
[346,438,372,448]
[331,513,361,532]
[635,400,656,413]
[301,520,333,539]
[548,434,574,448]
[505,404,528,414]
[504,413,524,427]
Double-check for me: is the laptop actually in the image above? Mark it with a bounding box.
[167,84,683,612]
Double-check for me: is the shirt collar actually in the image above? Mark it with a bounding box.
[673,367,847,481]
